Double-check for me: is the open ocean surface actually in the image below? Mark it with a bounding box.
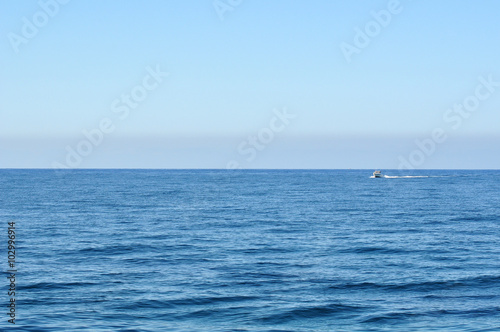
[1,169,500,331]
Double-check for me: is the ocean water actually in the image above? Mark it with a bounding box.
[1,169,500,331]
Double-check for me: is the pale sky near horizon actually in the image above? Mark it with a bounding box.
[1,0,499,169]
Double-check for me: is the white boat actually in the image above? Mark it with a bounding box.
[373,170,383,178]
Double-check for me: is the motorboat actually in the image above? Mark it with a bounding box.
[373,170,383,178]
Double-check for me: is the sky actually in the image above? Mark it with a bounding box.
[1,0,499,169]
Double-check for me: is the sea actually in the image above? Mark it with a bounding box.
[1,169,499,331]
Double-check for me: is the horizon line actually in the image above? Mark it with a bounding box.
[1,168,499,171]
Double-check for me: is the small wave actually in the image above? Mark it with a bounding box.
[19,281,99,291]
[328,275,500,292]
[362,311,420,323]
[139,189,183,197]
[115,295,260,312]
[363,307,500,324]
[449,215,500,222]
[169,295,259,307]
[231,247,296,254]
[426,307,500,318]
[337,246,410,254]
[76,244,158,255]
[259,303,368,323]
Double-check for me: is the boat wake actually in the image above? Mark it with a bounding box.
[383,175,429,179]
[370,175,430,179]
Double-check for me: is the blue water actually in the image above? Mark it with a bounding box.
[1,169,500,331]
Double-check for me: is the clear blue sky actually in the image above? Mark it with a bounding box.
[1,0,499,169]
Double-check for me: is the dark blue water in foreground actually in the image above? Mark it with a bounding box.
[1,169,500,331]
